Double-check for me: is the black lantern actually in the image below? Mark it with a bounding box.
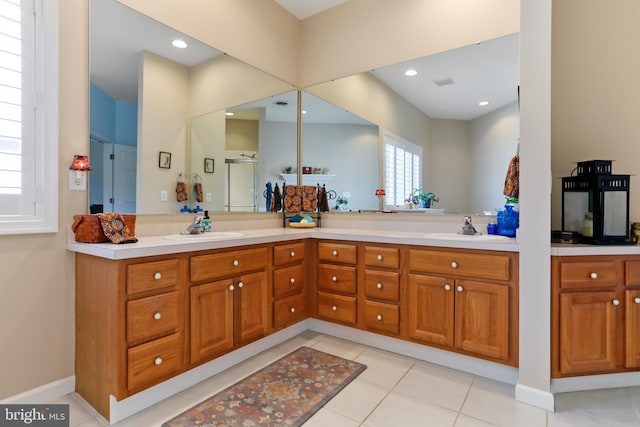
[562,160,631,244]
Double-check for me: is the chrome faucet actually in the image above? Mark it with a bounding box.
[460,216,480,235]
[181,215,204,234]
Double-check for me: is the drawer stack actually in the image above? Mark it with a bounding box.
[316,242,357,325]
[362,245,401,335]
[272,241,307,329]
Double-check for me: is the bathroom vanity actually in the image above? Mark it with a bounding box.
[69,228,519,422]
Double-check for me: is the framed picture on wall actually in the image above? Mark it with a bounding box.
[204,158,214,173]
[159,151,171,169]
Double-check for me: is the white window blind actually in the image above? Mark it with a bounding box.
[384,131,422,207]
[0,0,58,234]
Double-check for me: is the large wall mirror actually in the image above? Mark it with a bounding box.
[89,0,295,214]
[305,32,520,215]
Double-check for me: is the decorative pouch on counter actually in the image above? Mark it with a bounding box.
[97,213,138,244]
[71,214,136,243]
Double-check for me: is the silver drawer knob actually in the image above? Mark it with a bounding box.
[228,284,235,291]
[451,261,458,269]
[444,284,451,291]
[376,283,383,289]
[290,277,295,284]
[290,251,296,257]
[377,254,383,261]
[153,312,162,320]
[376,314,383,321]
[332,305,337,311]
[590,272,598,279]
[233,260,239,266]
[290,307,296,313]
[635,297,640,304]
[457,285,464,292]
[154,272,162,280]
[612,299,620,306]
[332,276,338,282]
[154,357,163,366]
[238,281,244,288]
[332,250,338,256]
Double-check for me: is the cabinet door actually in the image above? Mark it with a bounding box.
[626,289,640,368]
[559,290,619,374]
[190,279,234,365]
[235,271,269,346]
[454,280,509,360]
[407,274,454,347]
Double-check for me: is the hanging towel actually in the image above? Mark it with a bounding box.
[97,213,138,244]
[265,182,272,212]
[272,183,282,212]
[503,155,520,199]
[176,178,188,202]
[193,182,204,203]
[284,185,317,212]
[318,185,330,212]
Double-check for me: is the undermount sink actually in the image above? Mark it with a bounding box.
[164,231,245,241]
[422,232,513,242]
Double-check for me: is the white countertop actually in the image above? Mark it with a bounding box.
[551,242,640,256]
[66,227,520,260]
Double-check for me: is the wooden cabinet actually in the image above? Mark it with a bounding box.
[550,256,640,377]
[75,253,187,419]
[316,241,357,326]
[361,245,401,335]
[189,246,269,365]
[407,248,517,365]
[272,241,307,330]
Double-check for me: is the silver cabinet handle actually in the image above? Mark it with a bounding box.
[457,285,464,292]
[332,305,337,311]
[290,251,296,257]
[376,314,383,321]
[332,250,338,256]
[612,299,620,306]
[376,283,383,289]
[154,357,163,366]
[153,312,162,320]
[332,276,337,282]
[154,272,162,280]
[238,281,244,288]
[444,284,451,291]
[228,284,235,291]
[590,272,598,279]
[233,260,239,266]
[290,307,296,313]
[377,254,383,261]
[290,277,295,284]
[635,297,640,304]
[451,261,458,269]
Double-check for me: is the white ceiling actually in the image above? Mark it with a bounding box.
[90,0,519,122]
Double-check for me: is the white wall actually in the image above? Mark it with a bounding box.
[190,110,226,212]
[470,102,520,213]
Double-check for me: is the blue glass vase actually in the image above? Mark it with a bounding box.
[497,205,519,237]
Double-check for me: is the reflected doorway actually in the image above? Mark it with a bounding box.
[89,136,137,213]
[225,158,257,212]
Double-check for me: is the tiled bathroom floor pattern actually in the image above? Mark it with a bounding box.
[50,332,640,427]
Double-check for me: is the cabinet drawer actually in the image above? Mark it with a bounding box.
[318,242,357,264]
[409,249,510,281]
[318,264,356,294]
[273,293,306,329]
[273,242,305,266]
[363,300,399,334]
[190,247,268,282]
[273,264,305,298]
[317,292,356,325]
[559,260,618,289]
[364,245,399,269]
[127,333,183,392]
[127,259,179,295]
[626,260,640,287]
[364,270,399,301]
[127,291,180,344]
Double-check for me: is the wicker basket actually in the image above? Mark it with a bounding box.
[71,214,136,243]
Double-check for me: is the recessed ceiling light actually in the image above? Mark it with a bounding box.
[478,101,490,106]
[225,112,234,116]
[172,39,188,49]
[405,69,418,77]
[302,110,307,115]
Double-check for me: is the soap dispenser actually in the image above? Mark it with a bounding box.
[202,210,211,232]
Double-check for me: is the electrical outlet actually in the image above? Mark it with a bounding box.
[206,193,212,202]
[161,190,168,201]
[68,171,87,191]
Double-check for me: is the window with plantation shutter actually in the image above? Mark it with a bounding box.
[0,0,58,234]
[383,131,421,208]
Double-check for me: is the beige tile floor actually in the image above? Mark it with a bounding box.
[49,332,640,427]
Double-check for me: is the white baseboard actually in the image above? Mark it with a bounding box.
[515,383,555,411]
[0,376,75,405]
[552,371,640,394]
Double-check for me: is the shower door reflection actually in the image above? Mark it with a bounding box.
[225,158,258,211]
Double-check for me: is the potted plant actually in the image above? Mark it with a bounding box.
[411,188,439,208]
[335,195,348,211]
